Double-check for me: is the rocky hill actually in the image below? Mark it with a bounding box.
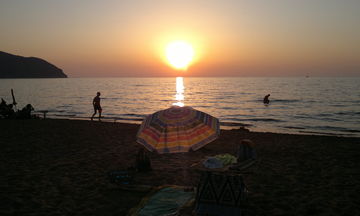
[0,51,67,78]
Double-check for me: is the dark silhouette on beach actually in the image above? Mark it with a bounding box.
[135,148,152,172]
[263,94,270,104]
[0,98,15,118]
[0,98,35,119]
[91,92,102,121]
[18,104,35,119]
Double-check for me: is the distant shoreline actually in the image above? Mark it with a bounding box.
[33,115,360,138]
[0,51,67,78]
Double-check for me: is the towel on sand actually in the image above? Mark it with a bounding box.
[128,186,194,216]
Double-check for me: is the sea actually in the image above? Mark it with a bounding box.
[1,77,359,137]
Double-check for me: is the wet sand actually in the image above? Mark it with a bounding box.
[0,119,359,215]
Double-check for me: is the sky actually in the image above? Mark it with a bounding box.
[1,0,359,77]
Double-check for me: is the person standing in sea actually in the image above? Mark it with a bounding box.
[91,92,102,121]
[263,94,270,104]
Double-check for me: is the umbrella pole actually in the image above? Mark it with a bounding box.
[182,151,192,186]
[181,152,188,185]
[11,89,17,111]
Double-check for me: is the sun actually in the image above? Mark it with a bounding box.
[165,41,195,70]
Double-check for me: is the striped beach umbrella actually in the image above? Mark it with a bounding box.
[137,106,220,154]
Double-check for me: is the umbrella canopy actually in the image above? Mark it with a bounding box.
[137,106,220,154]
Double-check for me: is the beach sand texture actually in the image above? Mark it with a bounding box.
[0,119,359,215]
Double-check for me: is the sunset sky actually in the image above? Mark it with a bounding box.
[1,0,359,77]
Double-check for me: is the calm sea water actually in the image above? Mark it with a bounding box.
[1,77,359,137]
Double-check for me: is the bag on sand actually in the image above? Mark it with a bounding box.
[108,170,133,185]
[136,148,152,172]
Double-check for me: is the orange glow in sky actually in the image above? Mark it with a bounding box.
[0,1,359,77]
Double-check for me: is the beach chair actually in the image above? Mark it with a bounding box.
[195,171,248,216]
[229,139,259,173]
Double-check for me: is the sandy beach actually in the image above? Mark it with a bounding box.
[0,119,359,215]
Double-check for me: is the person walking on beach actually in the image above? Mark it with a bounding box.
[91,92,102,121]
[263,94,270,104]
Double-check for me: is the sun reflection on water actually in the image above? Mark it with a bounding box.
[173,77,185,107]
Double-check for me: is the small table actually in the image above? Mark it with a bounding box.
[37,110,48,119]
